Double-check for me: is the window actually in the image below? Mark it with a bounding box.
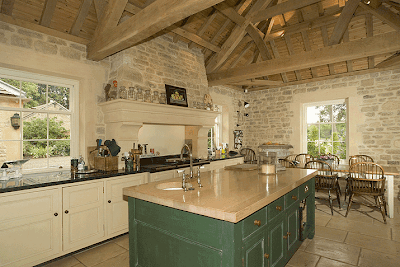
[0,68,78,172]
[304,100,346,159]
[208,105,222,152]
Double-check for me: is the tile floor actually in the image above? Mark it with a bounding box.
[41,193,400,267]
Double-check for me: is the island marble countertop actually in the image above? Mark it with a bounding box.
[123,168,317,223]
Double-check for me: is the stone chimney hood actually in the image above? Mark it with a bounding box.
[99,100,218,159]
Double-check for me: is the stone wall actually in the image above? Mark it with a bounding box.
[243,69,400,195]
[105,34,245,149]
[0,21,109,158]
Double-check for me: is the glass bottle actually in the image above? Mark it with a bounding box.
[128,86,136,100]
[152,91,159,104]
[160,93,166,104]
[144,89,152,103]
[118,86,127,99]
[136,87,144,102]
[108,86,117,101]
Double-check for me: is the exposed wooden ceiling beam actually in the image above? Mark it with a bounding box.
[321,26,336,74]
[388,0,400,4]
[359,2,400,31]
[343,29,354,72]
[40,0,58,27]
[88,0,226,61]
[245,24,271,60]
[93,0,107,21]
[124,3,142,14]
[0,13,89,44]
[230,42,254,68]
[169,26,221,52]
[376,51,400,68]
[301,30,319,77]
[251,0,321,23]
[70,0,93,36]
[284,35,302,80]
[269,39,288,82]
[206,0,275,72]
[92,0,129,40]
[143,0,155,8]
[214,2,246,25]
[229,79,283,86]
[0,0,14,15]
[207,31,400,86]
[328,0,361,45]
[188,9,217,49]
[365,13,375,68]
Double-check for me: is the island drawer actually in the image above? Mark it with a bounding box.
[267,196,285,222]
[285,187,299,208]
[242,207,267,239]
[299,179,312,200]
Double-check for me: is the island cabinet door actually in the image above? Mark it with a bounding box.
[62,181,105,252]
[242,231,268,267]
[267,213,287,267]
[286,205,301,258]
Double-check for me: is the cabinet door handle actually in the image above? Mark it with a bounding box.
[287,232,291,236]
[65,210,69,214]
[276,205,282,211]
[264,253,269,259]
[54,212,58,217]
[254,219,261,226]
[292,195,297,200]
[283,235,288,239]
[108,200,112,203]
[304,185,309,193]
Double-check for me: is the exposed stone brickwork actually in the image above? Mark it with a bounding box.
[245,69,400,196]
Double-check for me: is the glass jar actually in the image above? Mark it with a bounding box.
[136,87,144,102]
[160,93,166,104]
[108,86,117,101]
[118,86,127,99]
[258,151,277,174]
[144,89,152,103]
[152,91,159,104]
[128,86,136,100]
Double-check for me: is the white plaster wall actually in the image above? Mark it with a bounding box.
[138,125,185,155]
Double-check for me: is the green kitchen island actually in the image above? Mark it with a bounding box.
[123,168,317,267]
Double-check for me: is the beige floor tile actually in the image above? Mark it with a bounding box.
[305,237,361,265]
[298,238,313,251]
[326,217,391,240]
[345,232,400,256]
[74,242,127,267]
[91,251,129,267]
[358,248,400,267]
[113,234,129,250]
[315,213,332,227]
[42,256,82,267]
[391,228,400,242]
[287,250,320,267]
[315,257,356,267]
[315,225,348,242]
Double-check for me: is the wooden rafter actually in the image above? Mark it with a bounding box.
[188,9,217,49]
[206,0,275,73]
[301,30,319,77]
[230,42,254,68]
[93,0,107,21]
[284,35,302,80]
[0,13,89,44]
[207,31,400,86]
[269,39,289,82]
[321,26,336,74]
[245,24,271,60]
[365,13,375,68]
[328,0,361,45]
[70,0,93,36]
[0,0,14,15]
[376,51,400,68]
[92,0,128,40]
[251,0,321,23]
[343,29,354,72]
[229,79,283,86]
[40,0,58,27]
[360,2,400,31]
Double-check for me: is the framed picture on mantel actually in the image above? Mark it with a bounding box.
[165,84,188,107]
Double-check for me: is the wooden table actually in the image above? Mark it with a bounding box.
[332,165,398,218]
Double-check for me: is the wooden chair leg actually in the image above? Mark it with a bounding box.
[336,186,341,209]
[345,193,354,217]
[377,196,387,224]
[328,190,334,215]
[337,179,342,196]
[382,195,388,216]
[344,182,349,202]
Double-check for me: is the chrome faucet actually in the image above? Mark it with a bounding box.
[180,144,193,179]
[177,170,188,191]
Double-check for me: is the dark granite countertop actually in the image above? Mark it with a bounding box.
[0,155,243,194]
[0,169,143,194]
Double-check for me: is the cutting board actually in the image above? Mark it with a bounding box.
[224,163,258,171]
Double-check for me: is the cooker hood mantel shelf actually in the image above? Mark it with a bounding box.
[99,100,219,160]
[99,99,218,127]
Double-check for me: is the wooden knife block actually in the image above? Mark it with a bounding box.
[94,156,118,171]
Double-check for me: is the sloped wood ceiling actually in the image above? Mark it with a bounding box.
[1,0,400,90]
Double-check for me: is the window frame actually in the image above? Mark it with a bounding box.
[0,67,79,173]
[302,99,347,161]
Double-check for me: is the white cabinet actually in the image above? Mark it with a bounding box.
[149,169,175,182]
[0,188,62,267]
[62,181,105,252]
[105,173,148,236]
